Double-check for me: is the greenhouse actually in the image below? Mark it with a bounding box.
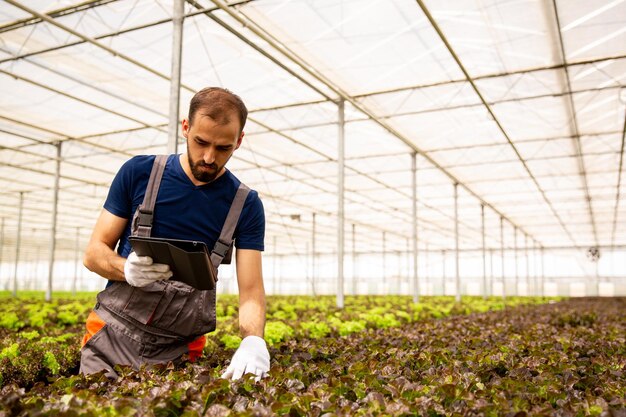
[0,0,624,415]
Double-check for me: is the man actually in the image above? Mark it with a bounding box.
[80,87,269,381]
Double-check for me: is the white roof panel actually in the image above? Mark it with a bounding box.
[0,0,624,261]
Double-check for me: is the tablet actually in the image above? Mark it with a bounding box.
[129,236,216,290]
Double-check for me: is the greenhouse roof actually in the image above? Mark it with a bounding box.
[0,0,625,260]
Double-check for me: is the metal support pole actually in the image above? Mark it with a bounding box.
[489,248,494,296]
[0,218,4,289]
[454,182,460,303]
[46,142,61,302]
[411,151,419,303]
[272,235,277,295]
[425,242,429,296]
[352,223,357,295]
[13,192,24,297]
[539,246,546,297]
[524,234,532,294]
[305,241,311,294]
[32,239,41,290]
[595,260,600,296]
[382,231,386,294]
[533,241,538,297]
[481,204,487,299]
[442,250,446,296]
[405,237,410,294]
[311,212,316,295]
[513,226,518,297]
[167,0,184,154]
[337,99,345,309]
[500,216,506,301]
[72,227,80,295]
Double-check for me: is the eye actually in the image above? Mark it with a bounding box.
[217,146,232,151]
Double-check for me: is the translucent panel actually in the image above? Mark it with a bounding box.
[80,128,166,153]
[0,130,39,148]
[53,0,173,40]
[389,106,504,151]
[359,81,480,117]
[345,119,409,158]
[8,59,167,126]
[0,21,83,57]
[422,0,558,75]
[428,144,520,170]
[0,2,30,21]
[0,148,47,166]
[240,0,464,94]
[514,137,575,160]
[574,89,625,135]
[569,59,626,91]
[181,14,328,108]
[526,156,582,178]
[581,133,624,155]
[0,0,625,270]
[251,102,337,132]
[490,95,571,141]
[475,69,564,102]
[557,0,626,61]
[244,131,326,165]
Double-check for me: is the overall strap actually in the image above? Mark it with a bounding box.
[131,155,168,237]
[210,183,250,268]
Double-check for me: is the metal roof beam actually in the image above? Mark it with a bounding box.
[3,0,197,90]
[414,0,579,248]
[0,0,118,34]
[0,2,360,212]
[611,107,626,247]
[0,133,117,177]
[352,55,626,100]
[548,0,599,246]
[247,55,626,113]
[0,1,255,65]
[417,130,622,154]
[0,68,162,130]
[246,85,622,136]
[238,148,621,176]
[0,114,135,158]
[205,0,538,249]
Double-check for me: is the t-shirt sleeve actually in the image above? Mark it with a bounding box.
[103,157,138,219]
[234,190,265,251]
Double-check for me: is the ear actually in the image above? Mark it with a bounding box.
[182,119,190,138]
[235,131,244,150]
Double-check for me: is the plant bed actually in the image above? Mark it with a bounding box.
[0,297,623,416]
[0,293,550,389]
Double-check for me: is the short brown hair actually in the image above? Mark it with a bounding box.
[188,87,248,134]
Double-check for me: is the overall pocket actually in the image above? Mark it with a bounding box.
[148,281,216,337]
[97,281,166,326]
[97,280,217,339]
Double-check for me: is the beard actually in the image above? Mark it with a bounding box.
[188,153,220,183]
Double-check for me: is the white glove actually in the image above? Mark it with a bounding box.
[124,251,173,287]
[221,336,270,381]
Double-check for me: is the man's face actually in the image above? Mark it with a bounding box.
[182,112,243,183]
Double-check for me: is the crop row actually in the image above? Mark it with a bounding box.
[1,296,623,416]
[0,292,550,389]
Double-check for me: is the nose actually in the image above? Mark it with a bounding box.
[203,147,216,165]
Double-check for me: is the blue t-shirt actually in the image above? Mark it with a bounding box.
[104,154,265,260]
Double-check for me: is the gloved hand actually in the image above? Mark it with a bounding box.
[124,251,173,287]
[221,335,270,381]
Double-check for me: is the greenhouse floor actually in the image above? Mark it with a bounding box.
[0,295,624,416]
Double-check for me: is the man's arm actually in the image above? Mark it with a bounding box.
[235,248,266,337]
[221,248,269,381]
[83,209,128,281]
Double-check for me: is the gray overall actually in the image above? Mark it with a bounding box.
[80,155,250,378]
